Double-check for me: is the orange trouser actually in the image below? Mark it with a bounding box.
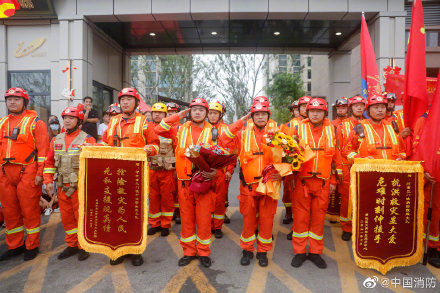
[292,177,330,254]
[178,180,213,256]
[424,182,440,248]
[239,183,277,253]
[148,169,175,228]
[282,174,295,209]
[58,188,81,248]
[339,164,352,232]
[0,163,41,250]
[172,171,179,209]
[211,169,227,230]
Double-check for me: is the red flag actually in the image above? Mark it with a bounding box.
[360,13,381,99]
[0,0,19,18]
[418,70,440,181]
[403,0,428,129]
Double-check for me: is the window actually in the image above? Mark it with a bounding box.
[307,56,312,67]
[307,82,311,92]
[307,69,312,80]
[8,70,51,122]
[92,81,114,119]
[278,54,287,73]
[426,30,439,47]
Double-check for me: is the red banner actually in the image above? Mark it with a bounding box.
[384,74,437,106]
[351,159,424,275]
[326,190,341,222]
[78,147,149,260]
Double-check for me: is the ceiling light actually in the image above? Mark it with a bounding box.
[211,31,217,35]
[149,32,156,37]
[335,32,342,36]
[273,31,280,36]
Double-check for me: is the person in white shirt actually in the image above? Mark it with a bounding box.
[97,110,110,142]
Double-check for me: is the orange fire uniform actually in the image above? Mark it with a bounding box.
[335,117,361,232]
[291,118,341,254]
[43,129,96,248]
[148,120,178,229]
[280,117,302,211]
[157,114,218,257]
[222,119,279,253]
[0,110,49,250]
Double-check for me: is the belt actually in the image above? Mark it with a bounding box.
[253,152,263,155]
[311,148,324,151]
[307,172,322,176]
[376,146,391,150]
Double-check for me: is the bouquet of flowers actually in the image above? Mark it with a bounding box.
[264,129,305,171]
[185,143,237,193]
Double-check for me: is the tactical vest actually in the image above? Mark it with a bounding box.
[53,131,88,196]
[148,135,175,170]
[0,110,38,166]
[106,114,148,147]
[357,120,401,160]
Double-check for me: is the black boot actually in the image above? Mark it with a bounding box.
[110,256,124,265]
[224,214,231,224]
[308,253,327,269]
[147,226,162,235]
[240,250,254,266]
[282,207,293,224]
[78,249,90,261]
[24,247,39,261]
[329,220,338,224]
[58,246,79,260]
[286,231,292,240]
[199,256,212,268]
[214,229,223,239]
[131,254,144,266]
[291,253,307,267]
[161,228,170,237]
[0,244,26,261]
[256,252,268,267]
[174,208,181,224]
[341,231,352,241]
[178,255,197,267]
[427,247,440,268]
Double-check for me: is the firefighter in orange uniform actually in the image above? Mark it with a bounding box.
[43,106,95,261]
[207,101,234,238]
[156,98,217,268]
[411,110,440,267]
[221,102,278,267]
[0,87,49,261]
[244,96,277,130]
[331,98,349,127]
[102,87,160,266]
[336,96,366,241]
[280,100,303,229]
[166,102,182,224]
[342,94,406,162]
[290,98,340,269]
[384,92,411,140]
[147,103,177,237]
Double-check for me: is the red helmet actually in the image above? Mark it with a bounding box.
[349,96,366,106]
[254,96,269,105]
[298,96,312,106]
[306,98,328,112]
[189,98,209,110]
[367,95,388,108]
[118,87,140,101]
[250,102,270,114]
[108,103,122,114]
[5,87,29,101]
[166,102,180,112]
[61,106,85,121]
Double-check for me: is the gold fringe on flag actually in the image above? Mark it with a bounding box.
[350,158,424,275]
[77,146,149,260]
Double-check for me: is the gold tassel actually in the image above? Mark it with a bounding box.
[350,159,424,275]
[78,146,150,260]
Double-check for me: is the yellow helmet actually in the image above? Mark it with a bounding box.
[209,102,223,114]
[151,102,167,113]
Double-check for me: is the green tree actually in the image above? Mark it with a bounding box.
[265,72,305,123]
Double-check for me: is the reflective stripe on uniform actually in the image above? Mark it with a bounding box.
[65,228,78,235]
[26,227,41,234]
[5,226,24,235]
[292,231,308,238]
[347,152,357,159]
[133,116,142,134]
[309,231,323,240]
[423,233,440,242]
[151,145,159,153]
[107,117,119,138]
[385,124,398,145]
[37,157,46,163]
[257,234,272,244]
[162,212,174,217]
[284,203,292,207]
[160,120,171,131]
[181,234,196,243]
[0,116,8,129]
[240,234,256,243]
[212,214,225,220]
[180,127,188,149]
[363,124,376,145]
[201,128,210,144]
[339,216,351,222]
[159,136,172,144]
[325,126,334,148]
[196,236,212,245]
[173,203,180,208]
[336,169,342,175]
[43,167,57,174]
[224,127,235,138]
[148,212,161,219]
[20,117,31,135]
[244,129,252,152]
